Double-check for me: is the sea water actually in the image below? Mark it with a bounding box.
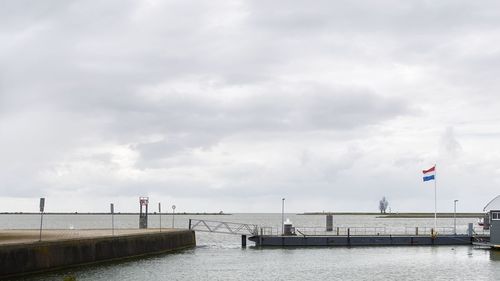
[1,213,498,281]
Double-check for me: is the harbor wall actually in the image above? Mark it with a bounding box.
[0,230,195,278]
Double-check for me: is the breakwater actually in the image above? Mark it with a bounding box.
[0,229,195,279]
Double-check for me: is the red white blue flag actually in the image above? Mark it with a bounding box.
[422,166,436,182]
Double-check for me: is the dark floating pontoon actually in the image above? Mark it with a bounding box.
[189,217,490,248]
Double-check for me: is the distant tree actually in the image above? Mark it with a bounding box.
[379,196,389,214]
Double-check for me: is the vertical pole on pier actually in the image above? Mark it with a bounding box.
[39,198,45,242]
[139,197,149,229]
[158,202,162,232]
[326,214,333,232]
[281,198,285,236]
[454,200,458,235]
[188,219,192,230]
[242,235,247,248]
[434,164,437,233]
[172,205,176,228]
[110,203,114,236]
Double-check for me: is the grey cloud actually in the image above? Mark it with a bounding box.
[118,83,411,168]
[137,84,409,132]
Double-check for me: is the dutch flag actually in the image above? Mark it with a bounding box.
[422,165,436,182]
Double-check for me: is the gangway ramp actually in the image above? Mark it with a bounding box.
[188,219,258,236]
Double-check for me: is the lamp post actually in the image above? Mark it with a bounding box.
[454,200,459,235]
[281,198,285,236]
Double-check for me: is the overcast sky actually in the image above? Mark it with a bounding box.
[1,0,500,213]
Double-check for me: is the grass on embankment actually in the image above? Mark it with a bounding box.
[300,212,484,218]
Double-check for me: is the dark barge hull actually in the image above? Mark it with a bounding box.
[249,235,488,247]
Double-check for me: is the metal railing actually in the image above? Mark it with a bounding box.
[189,219,258,236]
[187,219,490,237]
[255,225,490,237]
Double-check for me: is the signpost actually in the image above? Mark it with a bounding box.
[39,198,45,242]
[110,203,115,236]
[172,205,176,228]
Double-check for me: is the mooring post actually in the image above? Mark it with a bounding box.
[467,223,473,237]
[242,235,247,248]
[326,214,333,232]
[336,227,339,236]
[188,219,192,230]
[416,227,418,236]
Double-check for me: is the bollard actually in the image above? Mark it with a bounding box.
[242,235,247,248]
[336,227,340,236]
[431,228,437,239]
[467,223,473,236]
[416,227,418,236]
[326,215,333,232]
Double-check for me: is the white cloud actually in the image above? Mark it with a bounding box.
[1,0,500,212]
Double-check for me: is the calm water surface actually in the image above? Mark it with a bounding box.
[2,213,498,281]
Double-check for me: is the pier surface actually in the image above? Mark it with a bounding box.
[0,228,196,278]
[0,228,178,245]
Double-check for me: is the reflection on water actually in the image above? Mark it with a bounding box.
[490,249,500,261]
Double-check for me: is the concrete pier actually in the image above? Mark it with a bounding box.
[0,229,195,278]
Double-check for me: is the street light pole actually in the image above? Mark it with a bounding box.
[454,200,459,235]
[281,198,285,236]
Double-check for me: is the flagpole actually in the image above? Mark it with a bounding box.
[434,164,437,233]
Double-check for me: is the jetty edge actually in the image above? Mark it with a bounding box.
[248,233,484,247]
[0,229,195,279]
